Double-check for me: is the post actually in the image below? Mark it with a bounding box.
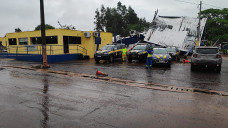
[16,46,18,56]
[40,0,49,68]
[95,31,101,51]
[50,46,51,55]
[27,46,28,55]
[197,1,202,46]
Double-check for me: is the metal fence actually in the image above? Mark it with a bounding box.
[1,44,87,56]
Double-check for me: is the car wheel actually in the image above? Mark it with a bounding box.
[139,58,143,63]
[128,58,132,63]
[216,66,221,73]
[95,58,100,63]
[109,55,114,63]
[176,56,180,61]
[191,64,195,71]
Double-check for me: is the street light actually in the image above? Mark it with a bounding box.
[40,0,50,68]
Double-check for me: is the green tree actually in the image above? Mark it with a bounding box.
[94,1,150,36]
[125,6,139,25]
[57,21,76,30]
[94,5,106,31]
[201,8,228,43]
[34,24,55,30]
[15,28,22,32]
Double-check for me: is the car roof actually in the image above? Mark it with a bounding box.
[106,44,115,46]
[154,48,166,49]
[166,46,177,48]
[137,43,148,45]
[196,46,218,49]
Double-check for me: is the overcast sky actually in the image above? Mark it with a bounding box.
[0,0,227,37]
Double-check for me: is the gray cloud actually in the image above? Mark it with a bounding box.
[0,0,227,37]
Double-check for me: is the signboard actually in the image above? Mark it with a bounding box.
[95,37,101,45]
[25,45,37,51]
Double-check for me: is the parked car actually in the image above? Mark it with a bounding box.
[127,43,154,63]
[191,46,222,72]
[94,44,123,63]
[0,46,7,52]
[166,46,180,61]
[152,48,172,67]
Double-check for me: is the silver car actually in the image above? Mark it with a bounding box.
[191,47,222,72]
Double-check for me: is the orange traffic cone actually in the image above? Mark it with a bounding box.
[96,69,108,77]
[183,59,191,63]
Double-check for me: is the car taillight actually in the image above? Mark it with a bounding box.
[193,54,197,58]
[216,54,221,58]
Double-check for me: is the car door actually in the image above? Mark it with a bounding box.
[116,45,122,58]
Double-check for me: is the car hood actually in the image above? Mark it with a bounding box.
[153,54,170,59]
[130,50,144,53]
[96,50,111,54]
[168,52,175,55]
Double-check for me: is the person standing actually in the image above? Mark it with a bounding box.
[122,46,128,62]
[146,47,154,69]
[224,44,228,55]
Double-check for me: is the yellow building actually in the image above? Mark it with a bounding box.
[0,29,113,59]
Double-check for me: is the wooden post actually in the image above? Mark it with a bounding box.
[40,0,50,68]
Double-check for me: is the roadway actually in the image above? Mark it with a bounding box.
[0,56,227,128]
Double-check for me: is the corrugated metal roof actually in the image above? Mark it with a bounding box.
[145,16,207,51]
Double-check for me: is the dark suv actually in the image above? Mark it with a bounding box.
[191,47,222,72]
[94,44,124,63]
[166,47,180,61]
[127,43,154,63]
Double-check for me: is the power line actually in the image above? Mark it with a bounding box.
[202,3,223,9]
[175,0,223,9]
[175,0,199,5]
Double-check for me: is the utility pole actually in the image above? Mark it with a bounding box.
[197,1,202,46]
[152,9,158,22]
[40,0,49,68]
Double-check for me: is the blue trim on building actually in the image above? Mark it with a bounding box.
[0,53,79,63]
[116,34,145,45]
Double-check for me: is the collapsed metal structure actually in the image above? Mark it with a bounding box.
[144,16,207,52]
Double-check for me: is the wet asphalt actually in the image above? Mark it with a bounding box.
[0,56,228,128]
[38,56,228,91]
[3,56,228,92]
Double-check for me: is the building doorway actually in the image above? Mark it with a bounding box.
[63,36,69,53]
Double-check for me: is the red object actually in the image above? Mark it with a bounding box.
[96,69,108,76]
[183,59,191,63]
[216,54,221,58]
[193,53,197,58]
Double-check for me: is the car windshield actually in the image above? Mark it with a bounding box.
[133,45,146,50]
[166,48,176,53]
[117,45,125,49]
[101,46,114,50]
[196,48,218,54]
[154,48,168,54]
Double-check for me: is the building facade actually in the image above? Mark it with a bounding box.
[0,29,113,59]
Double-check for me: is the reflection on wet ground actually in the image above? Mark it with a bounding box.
[50,58,228,92]
[2,56,228,92]
[0,67,227,128]
[41,74,50,128]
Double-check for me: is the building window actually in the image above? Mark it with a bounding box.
[31,37,41,45]
[31,36,58,45]
[65,36,81,44]
[46,36,58,44]
[9,38,17,45]
[19,38,28,45]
